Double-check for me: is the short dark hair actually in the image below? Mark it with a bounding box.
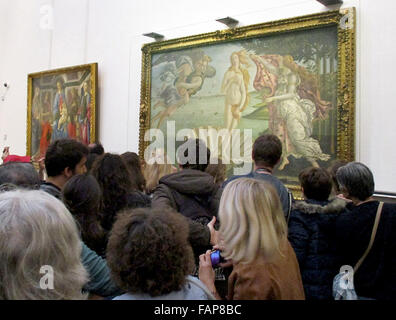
[0,162,40,189]
[299,167,332,201]
[252,134,282,168]
[107,207,194,297]
[88,142,104,155]
[336,162,374,201]
[178,139,211,172]
[45,139,89,177]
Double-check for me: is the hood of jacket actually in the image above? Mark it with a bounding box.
[292,197,347,215]
[158,169,217,195]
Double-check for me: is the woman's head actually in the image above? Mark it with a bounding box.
[231,52,240,67]
[56,77,64,91]
[336,162,375,202]
[91,153,135,189]
[298,167,332,201]
[63,174,101,216]
[230,50,250,68]
[121,152,146,192]
[107,207,194,297]
[144,149,175,194]
[328,160,348,194]
[0,190,87,299]
[62,174,105,252]
[90,153,135,230]
[219,178,287,264]
[205,158,226,185]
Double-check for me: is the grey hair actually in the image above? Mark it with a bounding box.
[0,162,40,189]
[336,162,374,201]
[0,190,88,300]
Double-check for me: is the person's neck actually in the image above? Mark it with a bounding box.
[354,196,375,206]
[253,164,273,174]
[46,176,66,190]
[231,65,240,72]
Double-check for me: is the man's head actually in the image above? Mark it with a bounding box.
[177,138,211,172]
[0,162,40,190]
[252,134,282,169]
[45,139,88,179]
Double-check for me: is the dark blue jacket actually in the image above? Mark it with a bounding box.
[288,198,347,300]
[224,170,293,218]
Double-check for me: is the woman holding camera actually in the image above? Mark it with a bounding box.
[199,178,305,300]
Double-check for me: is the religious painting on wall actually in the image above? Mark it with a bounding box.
[27,63,98,159]
[139,9,355,198]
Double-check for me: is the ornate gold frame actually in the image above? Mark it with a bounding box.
[27,63,98,156]
[139,9,356,198]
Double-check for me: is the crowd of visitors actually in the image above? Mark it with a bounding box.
[0,135,395,300]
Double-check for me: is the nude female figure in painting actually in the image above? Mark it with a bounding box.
[221,50,250,131]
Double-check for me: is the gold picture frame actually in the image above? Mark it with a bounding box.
[139,9,355,198]
[27,63,98,158]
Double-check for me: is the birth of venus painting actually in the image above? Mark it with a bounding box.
[140,9,355,197]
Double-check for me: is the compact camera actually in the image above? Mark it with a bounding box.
[210,250,225,267]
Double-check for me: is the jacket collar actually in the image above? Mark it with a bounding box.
[292,197,347,214]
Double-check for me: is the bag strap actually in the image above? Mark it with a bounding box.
[354,201,384,273]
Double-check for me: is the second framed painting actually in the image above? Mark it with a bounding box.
[27,63,98,159]
[139,9,356,198]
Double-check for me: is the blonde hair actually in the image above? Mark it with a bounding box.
[143,149,175,193]
[0,190,88,300]
[219,178,287,264]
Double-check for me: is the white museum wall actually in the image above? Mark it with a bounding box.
[0,0,395,194]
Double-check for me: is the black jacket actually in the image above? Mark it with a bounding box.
[40,181,61,199]
[288,198,347,300]
[152,169,221,260]
[153,169,220,220]
[336,201,396,300]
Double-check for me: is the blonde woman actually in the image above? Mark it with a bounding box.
[143,148,177,195]
[199,178,305,300]
[0,190,88,300]
[221,50,250,131]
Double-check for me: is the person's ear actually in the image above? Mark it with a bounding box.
[63,167,73,179]
[340,187,350,198]
[301,186,307,199]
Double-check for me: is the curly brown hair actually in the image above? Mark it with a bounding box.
[107,207,195,297]
[121,152,146,192]
[90,153,137,231]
